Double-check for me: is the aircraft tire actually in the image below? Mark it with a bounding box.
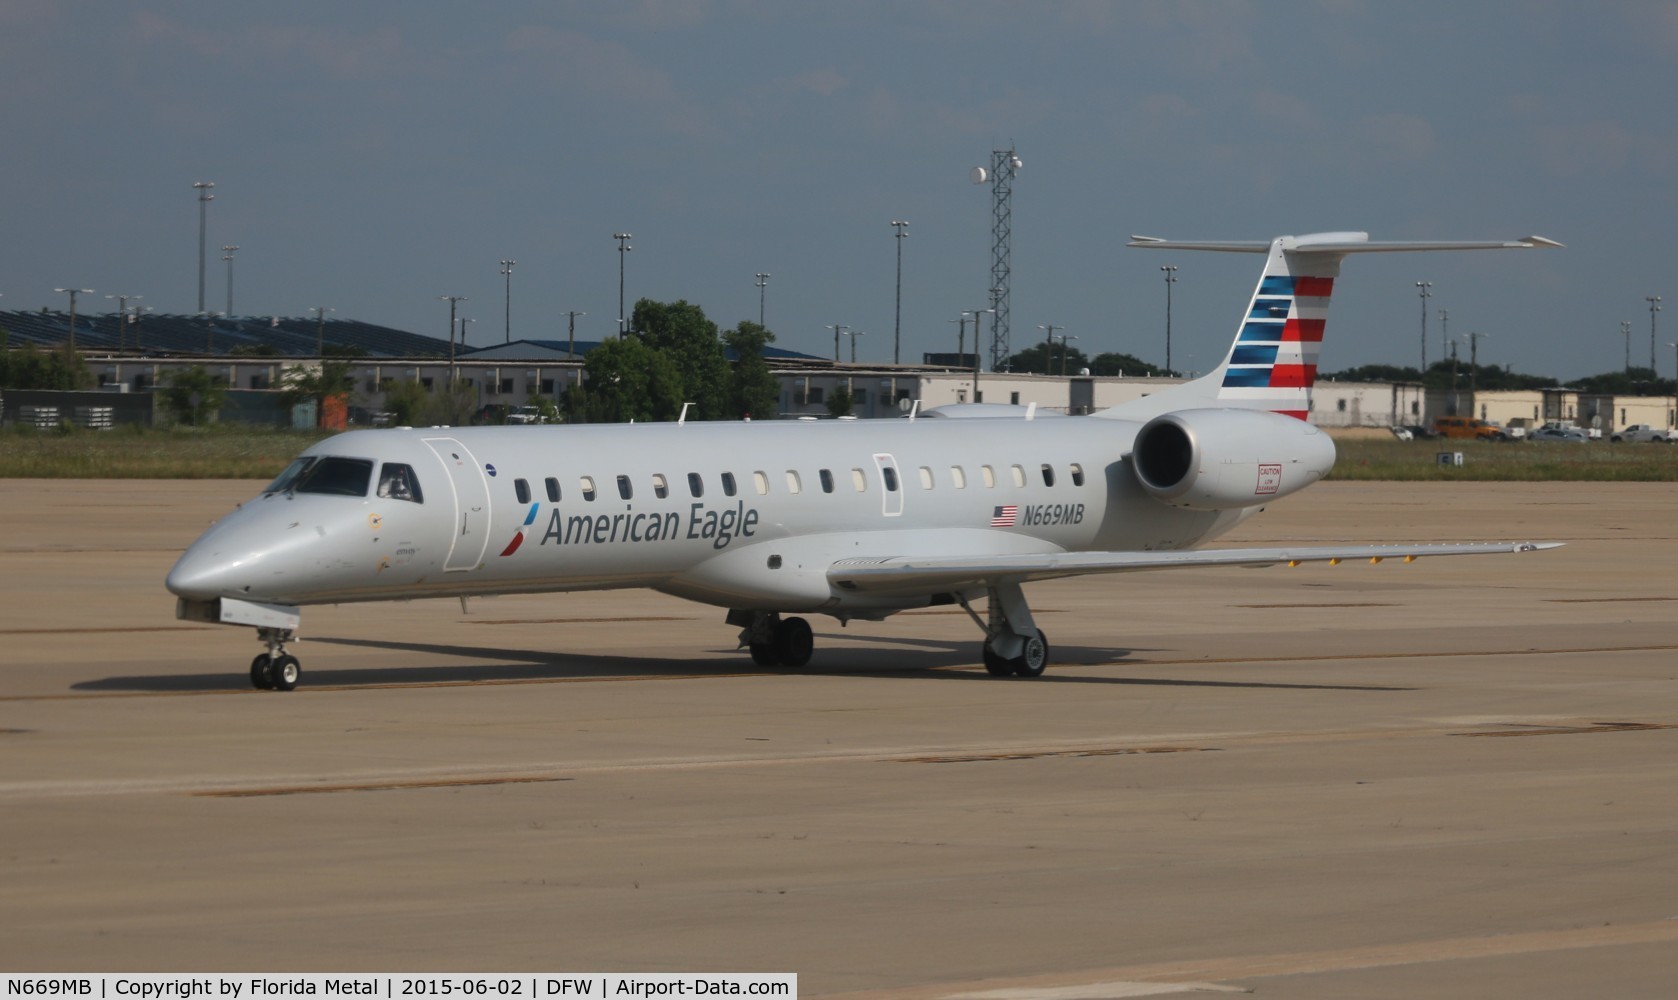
[250,653,274,690]
[748,642,779,667]
[775,617,813,668]
[1011,630,1049,678]
[271,654,301,692]
[982,645,1013,676]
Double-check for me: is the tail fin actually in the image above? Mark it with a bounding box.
[1100,232,1561,423]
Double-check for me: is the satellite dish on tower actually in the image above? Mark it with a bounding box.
[1011,155,1023,170]
[970,166,989,184]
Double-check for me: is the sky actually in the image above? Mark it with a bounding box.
[3,0,1676,381]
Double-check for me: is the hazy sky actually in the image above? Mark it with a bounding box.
[4,1,1676,380]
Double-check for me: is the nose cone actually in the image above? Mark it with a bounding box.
[165,544,239,600]
[166,500,297,601]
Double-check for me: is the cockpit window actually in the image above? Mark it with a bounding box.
[291,457,375,497]
[377,463,424,503]
[265,457,316,494]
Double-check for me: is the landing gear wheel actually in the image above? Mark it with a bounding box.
[982,644,1013,676]
[748,641,779,667]
[250,653,274,690]
[270,654,301,692]
[774,617,814,668]
[1010,630,1048,678]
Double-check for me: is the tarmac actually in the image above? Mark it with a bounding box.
[2,478,1675,997]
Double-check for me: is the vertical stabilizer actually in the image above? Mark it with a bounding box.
[1101,232,1560,423]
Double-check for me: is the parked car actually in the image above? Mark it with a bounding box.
[1389,426,1414,441]
[1531,424,1589,442]
[1611,424,1674,443]
[505,405,548,425]
[1431,415,1509,441]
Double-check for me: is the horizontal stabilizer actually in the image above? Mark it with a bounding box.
[829,542,1561,595]
[1127,233,1564,253]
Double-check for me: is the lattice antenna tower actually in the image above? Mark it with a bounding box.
[973,149,1022,371]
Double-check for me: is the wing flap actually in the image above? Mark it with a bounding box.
[828,542,1560,594]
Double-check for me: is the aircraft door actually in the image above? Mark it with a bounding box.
[873,453,904,517]
[423,437,493,571]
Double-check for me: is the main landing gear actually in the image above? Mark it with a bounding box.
[962,581,1050,678]
[731,611,814,668]
[249,627,301,691]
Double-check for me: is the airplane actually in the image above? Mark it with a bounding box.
[167,230,1563,690]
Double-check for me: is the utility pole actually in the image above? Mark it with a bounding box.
[1623,320,1633,374]
[500,259,516,343]
[1465,331,1489,404]
[826,324,849,363]
[1439,308,1449,367]
[843,330,866,364]
[949,315,968,369]
[222,246,239,317]
[439,295,467,383]
[891,220,909,364]
[1161,266,1179,373]
[614,233,633,336]
[311,306,333,356]
[106,294,141,350]
[193,181,214,314]
[1649,296,1663,374]
[755,273,770,328]
[563,310,587,359]
[1036,323,1061,374]
[970,308,993,400]
[54,287,94,353]
[1415,281,1432,373]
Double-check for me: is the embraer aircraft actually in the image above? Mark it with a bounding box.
[168,231,1562,690]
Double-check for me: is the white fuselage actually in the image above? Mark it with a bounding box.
[165,414,1254,617]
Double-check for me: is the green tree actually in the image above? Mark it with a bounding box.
[570,337,685,423]
[381,379,429,425]
[279,359,357,427]
[0,342,92,389]
[632,298,730,420]
[1006,341,1089,375]
[161,365,227,426]
[1088,352,1172,377]
[826,383,854,418]
[723,320,779,419]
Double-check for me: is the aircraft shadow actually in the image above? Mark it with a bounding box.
[70,632,1410,694]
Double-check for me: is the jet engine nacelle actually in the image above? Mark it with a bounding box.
[1131,408,1336,510]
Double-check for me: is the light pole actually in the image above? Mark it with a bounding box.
[311,306,333,356]
[1623,320,1633,374]
[500,259,516,343]
[970,308,993,399]
[1055,333,1079,375]
[439,295,467,382]
[948,315,968,368]
[1438,308,1449,367]
[54,287,94,352]
[222,246,239,317]
[1036,324,1061,374]
[842,329,866,364]
[1668,341,1677,431]
[825,324,849,362]
[193,181,214,314]
[1464,331,1489,403]
[563,310,587,359]
[755,272,770,328]
[614,233,633,336]
[105,294,141,350]
[1415,281,1432,373]
[1160,265,1178,374]
[891,219,909,364]
[1649,296,1663,374]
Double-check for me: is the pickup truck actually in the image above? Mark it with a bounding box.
[1611,424,1675,443]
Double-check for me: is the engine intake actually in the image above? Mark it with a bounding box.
[1133,409,1336,510]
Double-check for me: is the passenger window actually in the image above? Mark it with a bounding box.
[721,472,737,497]
[919,466,934,489]
[786,471,802,495]
[294,457,374,497]
[544,477,561,502]
[753,471,769,496]
[514,478,531,505]
[376,463,423,503]
[688,472,704,498]
[617,474,633,500]
[851,468,868,492]
[1041,464,1055,487]
[882,466,899,492]
[1010,464,1026,487]
[819,469,834,494]
[581,476,597,501]
[1070,463,1085,487]
[981,465,996,488]
[652,474,669,499]
[950,466,966,489]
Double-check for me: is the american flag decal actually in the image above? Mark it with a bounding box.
[991,505,1019,527]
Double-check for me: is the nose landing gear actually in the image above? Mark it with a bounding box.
[250,628,301,691]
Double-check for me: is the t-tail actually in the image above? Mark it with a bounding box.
[1101,231,1562,423]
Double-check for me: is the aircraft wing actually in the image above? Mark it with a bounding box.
[828,541,1560,595]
